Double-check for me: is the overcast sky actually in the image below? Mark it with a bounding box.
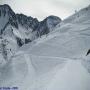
[0,0,90,20]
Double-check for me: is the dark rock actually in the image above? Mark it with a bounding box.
[37,15,61,36]
[0,4,62,47]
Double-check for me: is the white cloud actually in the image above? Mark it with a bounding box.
[0,0,90,20]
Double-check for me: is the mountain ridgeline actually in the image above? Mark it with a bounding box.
[0,4,61,62]
[0,4,61,36]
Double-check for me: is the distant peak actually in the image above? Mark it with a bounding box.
[0,4,15,17]
[47,15,60,18]
[0,4,11,10]
[0,4,14,15]
[44,15,62,22]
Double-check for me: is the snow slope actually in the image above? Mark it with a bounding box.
[0,5,90,90]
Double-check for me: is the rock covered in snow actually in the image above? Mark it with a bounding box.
[0,4,61,62]
[37,15,61,36]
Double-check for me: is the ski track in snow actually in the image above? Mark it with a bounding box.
[0,49,90,90]
[7,50,90,90]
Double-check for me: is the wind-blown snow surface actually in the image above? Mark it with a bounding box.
[0,5,90,90]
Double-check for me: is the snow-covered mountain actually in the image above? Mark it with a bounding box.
[0,4,61,63]
[37,15,61,36]
[0,4,90,90]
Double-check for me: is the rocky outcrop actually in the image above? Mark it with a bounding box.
[0,4,61,61]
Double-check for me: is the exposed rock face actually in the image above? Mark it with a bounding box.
[0,4,61,37]
[37,15,61,36]
[16,14,39,30]
[0,4,39,32]
[0,4,61,62]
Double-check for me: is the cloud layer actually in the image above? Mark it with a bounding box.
[0,0,90,20]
